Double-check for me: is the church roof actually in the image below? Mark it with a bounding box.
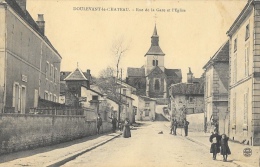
[127,67,145,77]
[145,25,165,56]
[165,68,182,78]
[170,82,204,96]
[64,68,88,81]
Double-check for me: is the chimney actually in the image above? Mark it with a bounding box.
[187,67,193,84]
[36,14,45,36]
[15,0,26,13]
[87,69,91,75]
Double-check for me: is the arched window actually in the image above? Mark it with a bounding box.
[155,79,160,91]
[152,60,158,66]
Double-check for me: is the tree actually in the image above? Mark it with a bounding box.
[110,36,130,79]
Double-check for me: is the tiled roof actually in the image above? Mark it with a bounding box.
[5,0,60,56]
[60,71,71,81]
[64,68,88,81]
[203,41,229,69]
[145,46,165,56]
[165,68,182,78]
[127,67,145,77]
[170,83,204,95]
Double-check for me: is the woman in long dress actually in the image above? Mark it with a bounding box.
[220,134,231,161]
[123,118,131,138]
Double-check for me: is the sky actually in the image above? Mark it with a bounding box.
[26,0,247,81]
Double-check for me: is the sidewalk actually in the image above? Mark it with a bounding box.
[176,128,259,167]
[0,131,121,167]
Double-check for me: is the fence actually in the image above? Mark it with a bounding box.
[28,107,95,116]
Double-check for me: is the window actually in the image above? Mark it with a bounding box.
[50,64,53,78]
[244,91,248,125]
[189,97,194,103]
[123,89,126,95]
[53,94,57,102]
[154,79,160,91]
[20,86,26,114]
[44,91,48,100]
[54,68,58,83]
[92,95,98,100]
[152,60,158,66]
[245,46,249,77]
[12,82,20,112]
[49,93,52,101]
[145,109,149,116]
[34,89,38,108]
[234,38,237,52]
[145,102,149,107]
[46,62,49,77]
[245,24,250,40]
[233,54,237,83]
[232,93,236,128]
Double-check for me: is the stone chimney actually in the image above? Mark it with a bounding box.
[15,0,26,13]
[36,14,45,36]
[187,67,193,84]
[87,69,91,75]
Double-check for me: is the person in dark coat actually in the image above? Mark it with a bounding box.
[172,119,178,135]
[109,114,117,133]
[220,134,231,162]
[209,131,221,160]
[96,113,102,134]
[183,119,189,136]
[123,118,131,138]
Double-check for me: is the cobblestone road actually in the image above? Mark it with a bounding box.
[62,122,238,167]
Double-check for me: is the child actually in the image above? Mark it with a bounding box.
[220,134,231,161]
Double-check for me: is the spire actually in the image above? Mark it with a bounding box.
[153,24,158,36]
[145,24,165,56]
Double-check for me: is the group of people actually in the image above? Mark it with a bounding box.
[170,118,189,136]
[96,113,131,138]
[209,130,231,161]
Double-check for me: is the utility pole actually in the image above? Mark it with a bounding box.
[118,69,122,128]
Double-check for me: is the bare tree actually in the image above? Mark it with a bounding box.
[110,36,130,79]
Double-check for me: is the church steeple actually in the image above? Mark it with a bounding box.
[145,24,165,56]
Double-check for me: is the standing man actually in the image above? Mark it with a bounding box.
[109,114,117,133]
[173,118,178,135]
[97,113,102,134]
[183,118,189,136]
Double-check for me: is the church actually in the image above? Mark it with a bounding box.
[126,25,182,100]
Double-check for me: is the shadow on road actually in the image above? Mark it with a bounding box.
[0,132,116,163]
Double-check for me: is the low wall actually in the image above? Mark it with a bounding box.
[186,113,204,132]
[0,114,113,155]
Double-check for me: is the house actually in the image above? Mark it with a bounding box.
[203,41,229,134]
[168,72,204,124]
[136,96,156,121]
[0,0,61,113]
[116,80,136,123]
[126,25,182,102]
[226,0,260,145]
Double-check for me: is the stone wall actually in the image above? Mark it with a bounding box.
[186,113,204,132]
[0,114,113,155]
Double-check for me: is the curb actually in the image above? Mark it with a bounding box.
[45,133,122,167]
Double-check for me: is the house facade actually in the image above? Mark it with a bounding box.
[0,0,61,113]
[203,41,229,134]
[169,80,204,123]
[227,0,260,145]
[136,96,156,121]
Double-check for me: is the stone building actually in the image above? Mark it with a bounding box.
[227,0,260,145]
[0,0,61,113]
[126,25,182,102]
[203,41,229,134]
[169,79,204,123]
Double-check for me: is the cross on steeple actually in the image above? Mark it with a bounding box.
[153,14,157,23]
[77,62,79,68]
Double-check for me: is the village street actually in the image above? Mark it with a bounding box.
[62,122,237,167]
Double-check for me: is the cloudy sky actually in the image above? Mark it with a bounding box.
[27,0,247,81]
